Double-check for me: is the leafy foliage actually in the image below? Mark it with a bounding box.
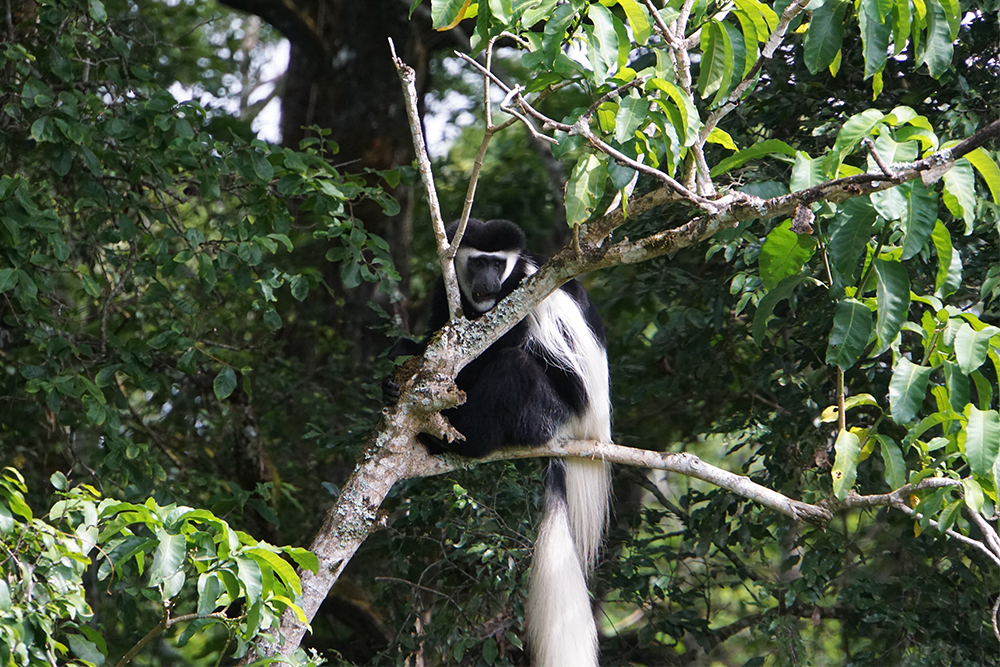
[3,0,1000,664]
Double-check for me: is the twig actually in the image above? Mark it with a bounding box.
[116,610,228,666]
[406,439,834,524]
[862,137,896,178]
[389,38,462,320]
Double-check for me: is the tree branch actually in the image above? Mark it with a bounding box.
[389,39,461,320]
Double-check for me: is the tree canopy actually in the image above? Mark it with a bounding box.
[1,0,998,666]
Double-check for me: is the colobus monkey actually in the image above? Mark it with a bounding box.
[389,219,611,667]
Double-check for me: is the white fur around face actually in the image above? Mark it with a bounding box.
[455,248,520,313]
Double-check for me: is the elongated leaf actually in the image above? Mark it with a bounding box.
[877,435,907,490]
[828,198,877,284]
[735,0,777,36]
[198,572,224,617]
[920,0,955,79]
[710,139,796,177]
[698,21,732,99]
[804,0,848,75]
[214,366,237,401]
[431,0,472,29]
[873,258,910,354]
[954,322,1000,375]
[646,78,700,145]
[759,220,816,290]
[962,478,984,515]
[717,22,746,104]
[964,147,1000,205]
[832,428,862,499]
[150,530,186,586]
[752,274,810,345]
[565,154,607,227]
[615,0,651,45]
[248,547,303,595]
[826,298,874,369]
[931,221,962,297]
[859,0,891,79]
[943,360,970,412]
[942,159,977,234]
[965,405,1000,477]
[888,356,932,424]
[586,4,619,84]
[972,370,995,411]
[237,556,264,604]
[614,93,646,144]
[900,181,938,260]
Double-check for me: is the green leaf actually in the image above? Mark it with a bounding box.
[826,298,873,369]
[431,0,472,29]
[858,0,891,79]
[248,547,303,595]
[964,147,1000,205]
[586,4,620,84]
[877,435,907,490]
[646,78,700,146]
[0,268,17,293]
[615,0,651,45]
[249,150,274,182]
[943,360,970,413]
[67,634,105,665]
[752,274,810,345]
[832,428,862,499]
[873,258,910,354]
[87,0,107,23]
[697,21,732,99]
[710,139,796,177]
[828,198,877,283]
[920,0,955,79]
[972,370,994,411]
[962,478,984,515]
[900,181,938,260]
[954,323,1000,375]
[803,0,848,75]
[930,221,962,297]
[213,367,237,401]
[237,556,264,604]
[965,405,1000,478]
[614,93,646,145]
[941,159,977,234]
[197,572,224,617]
[565,154,607,227]
[888,356,932,424]
[759,220,816,290]
[789,152,825,192]
[149,529,186,586]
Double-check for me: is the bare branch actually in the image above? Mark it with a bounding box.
[389,39,462,320]
[404,439,833,523]
[862,137,896,178]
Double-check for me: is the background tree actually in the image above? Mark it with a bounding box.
[1,1,999,667]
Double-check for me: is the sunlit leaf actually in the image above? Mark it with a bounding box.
[759,220,816,290]
[888,356,932,424]
[832,428,862,499]
[964,405,1000,478]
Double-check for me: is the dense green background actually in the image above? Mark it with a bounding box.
[1,0,998,665]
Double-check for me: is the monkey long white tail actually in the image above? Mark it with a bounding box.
[527,458,611,667]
